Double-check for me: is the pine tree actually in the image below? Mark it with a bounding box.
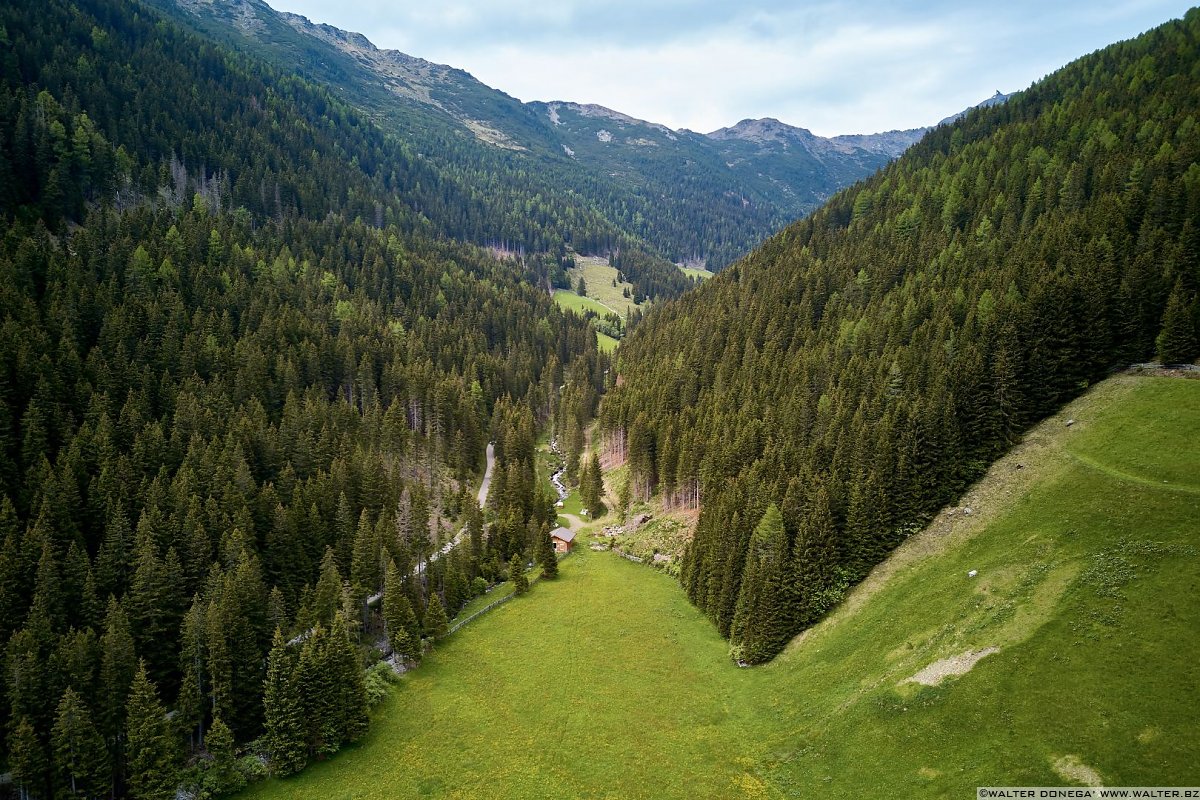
[466,502,484,561]
[729,504,789,664]
[508,554,529,596]
[536,523,558,579]
[583,451,604,516]
[295,624,337,759]
[99,597,136,772]
[328,614,368,744]
[263,630,306,776]
[786,485,838,629]
[176,598,207,751]
[577,456,593,512]
[382,560,420,662]
[423,595,450,639]
[125,661,179,800]
[125,529,173,688]
[10,715,50,800]
[51,688,110,799]
[202,717,245,795]
[1156,281,1199,364]
[350,508,380,601]
[310,547,343,628]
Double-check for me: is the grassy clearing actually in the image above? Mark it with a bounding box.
[244,376,1200,799]
[551,290,620,352]
[555,255,645,352]
[552,289,611,317]
[567,255,643,317]
[680,265,714,280]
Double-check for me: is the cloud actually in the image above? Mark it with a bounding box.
[269,0,1195,135]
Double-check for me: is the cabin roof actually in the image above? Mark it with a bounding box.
[550,527,576,543]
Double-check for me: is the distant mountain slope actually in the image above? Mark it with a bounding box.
[602,10,1200,663]
[147,0,974,271]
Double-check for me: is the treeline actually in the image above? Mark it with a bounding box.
[602,10,1200,664]
[0,0,604,796]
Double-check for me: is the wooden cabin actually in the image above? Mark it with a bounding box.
[550,527,576,553]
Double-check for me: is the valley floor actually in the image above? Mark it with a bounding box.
[243,375,1200,799]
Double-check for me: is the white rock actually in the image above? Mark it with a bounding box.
[967,569,978,578]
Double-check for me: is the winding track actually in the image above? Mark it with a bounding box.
[364,442,495,607]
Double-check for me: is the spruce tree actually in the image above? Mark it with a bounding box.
[10,715,50,800]
[125,661,179,800]
[508,554,529,596]
[536,523,558,579]
[584,451,604,516]
[1156,282,1199,364]
[329,614,368,744]
[176,598,207,751]
[382,560,420,662]
[51,688,109,799]
[423,595,450,639]
[202,717,245,795]
[263,630,306,776]
[99,597,136,775]
[350,509,380,601]
[729,504,789,664]
[296,625,337,759]
[310,547,343,628]
[577,457,594,513]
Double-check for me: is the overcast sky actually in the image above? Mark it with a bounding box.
[266,0,1193,136]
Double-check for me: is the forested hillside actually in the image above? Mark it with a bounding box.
[147,0,924,278]
[602,10,1200,664]
[0,0,602,795]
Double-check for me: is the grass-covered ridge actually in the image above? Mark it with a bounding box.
[243,376,1200,798]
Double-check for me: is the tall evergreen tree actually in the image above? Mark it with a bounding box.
[729,504,789,664]
[328,614,368,745]
[309,548,343,628]
[536,523,558,579]
[1156,282,1199,364]
[51,688,109,800]
[99,597,136,791]
[423,595,450,640]
[202,717,245,796]
[10,716,49,800]
[124,661,179,800]
[382,560,420,662]
[262,630,305,776]
[508,554,529,596]
[582,451,605,516]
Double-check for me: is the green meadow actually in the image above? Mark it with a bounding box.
[244,376,1200,799]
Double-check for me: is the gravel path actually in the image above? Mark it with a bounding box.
[365,442,495,607]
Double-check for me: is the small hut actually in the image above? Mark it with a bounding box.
[550,527,576,553]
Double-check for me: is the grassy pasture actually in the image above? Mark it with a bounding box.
[244,376,1200,799]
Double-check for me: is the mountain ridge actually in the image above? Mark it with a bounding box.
[152,0,1004,270]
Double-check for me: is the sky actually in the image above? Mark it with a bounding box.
[266,0,1194,136]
